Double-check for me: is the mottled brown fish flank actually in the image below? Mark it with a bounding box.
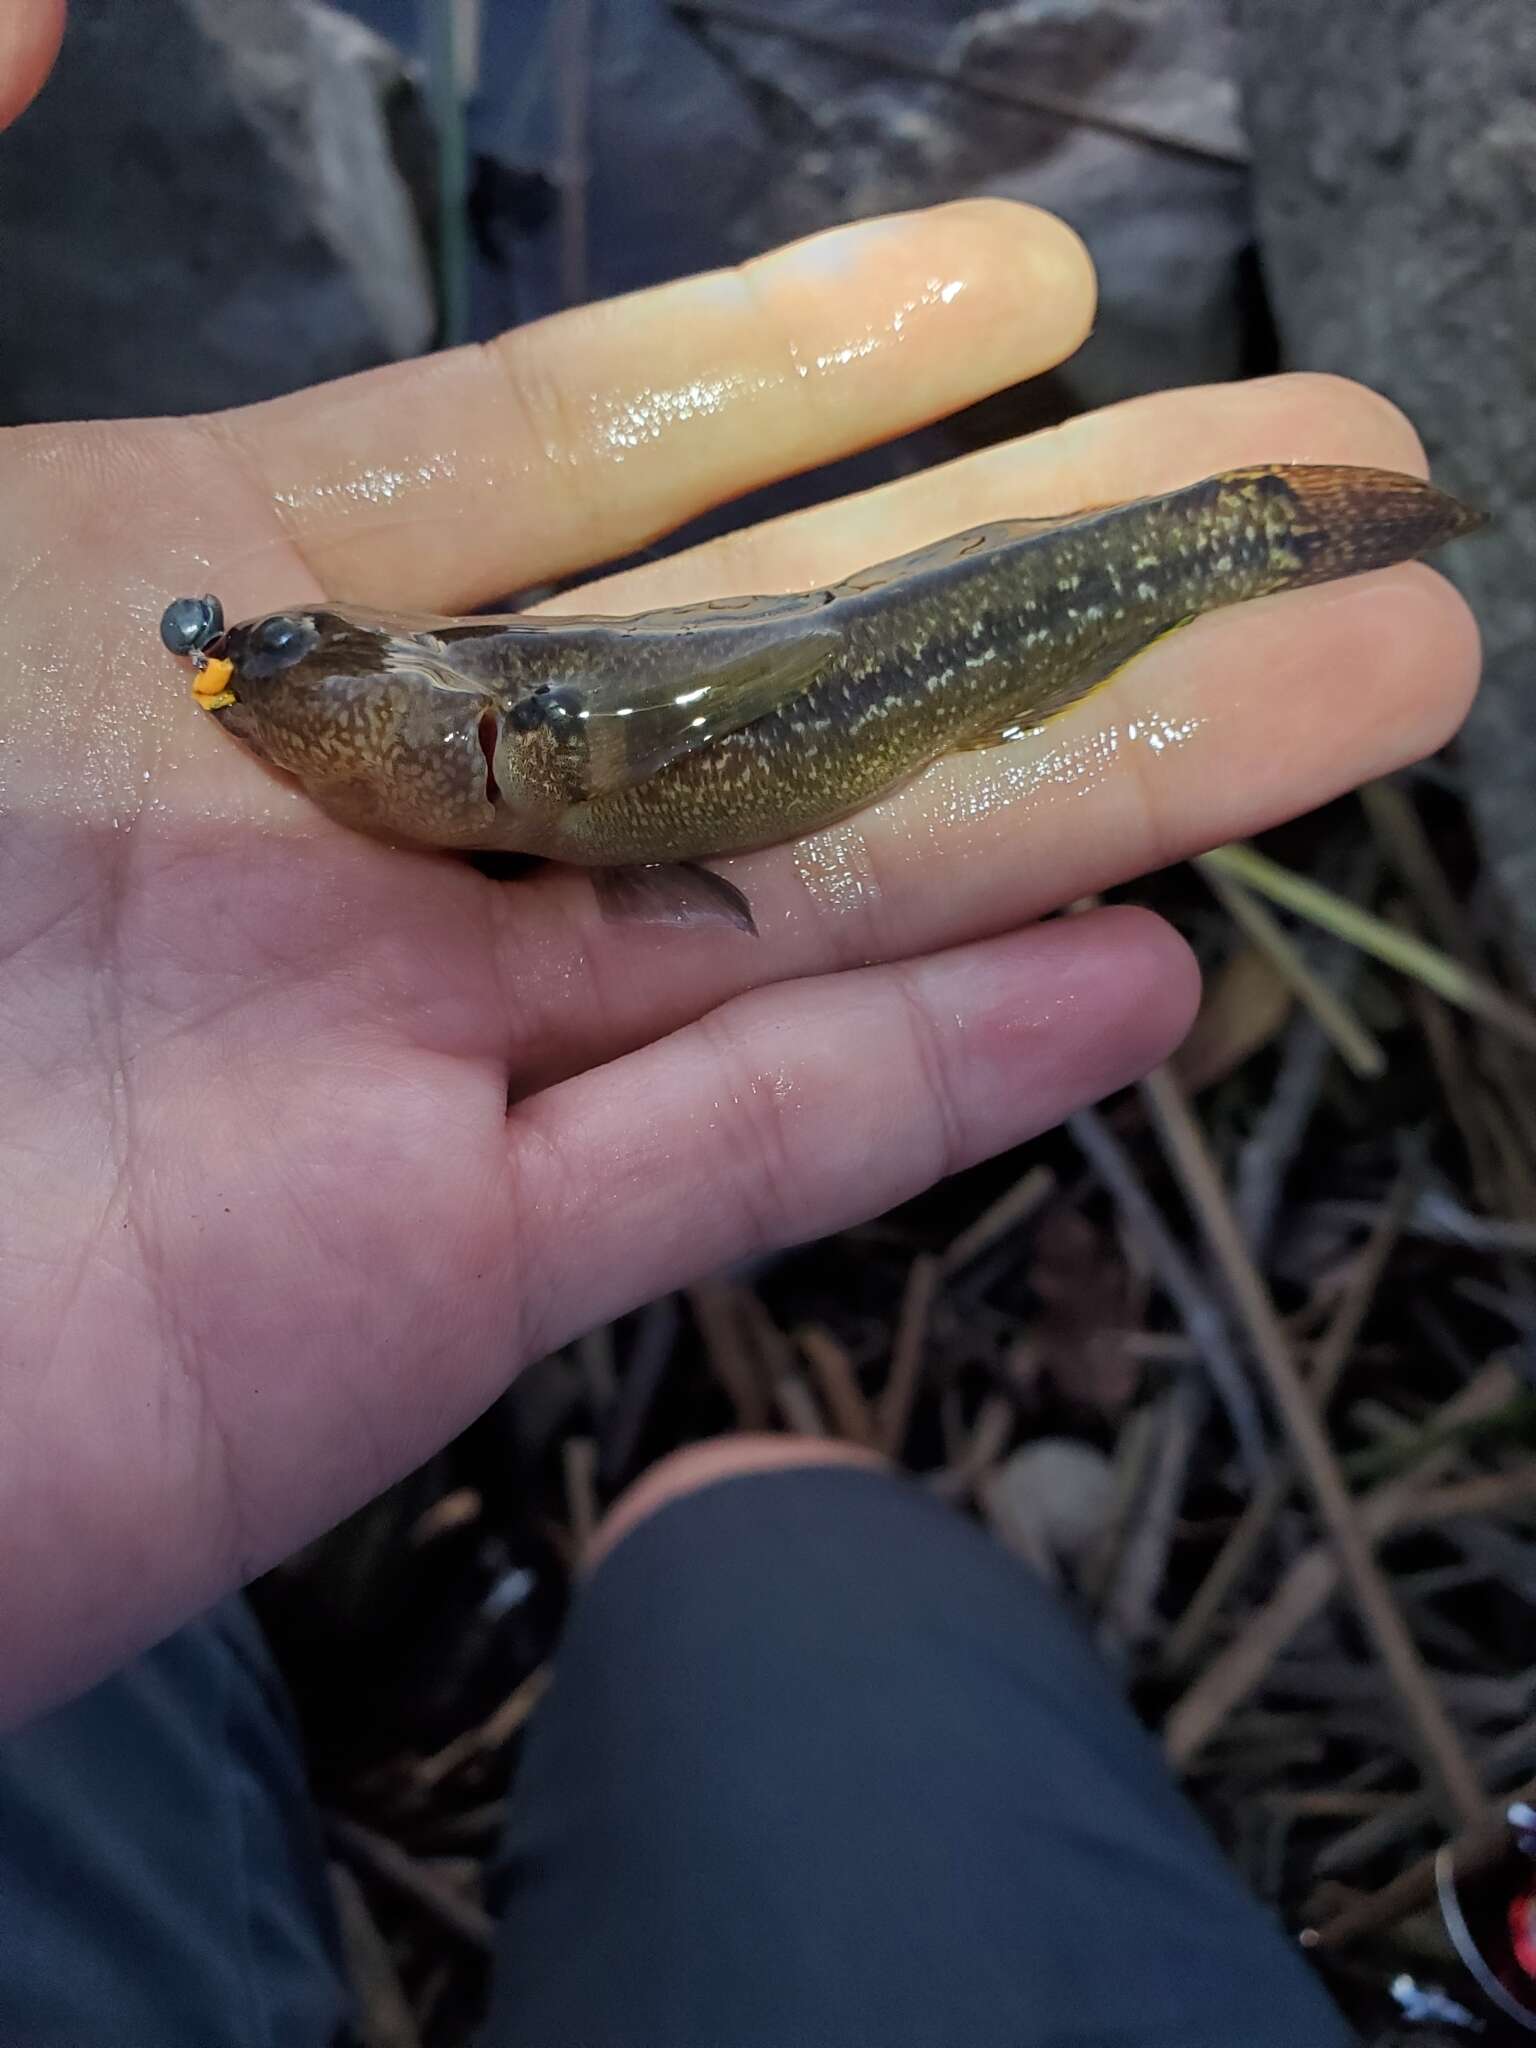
[549,464,1481,865]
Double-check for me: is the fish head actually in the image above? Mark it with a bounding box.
[171,600,503,848]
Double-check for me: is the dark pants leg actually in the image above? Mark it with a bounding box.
[483,1465,1355,2048]
[0,1467,1355,2047]
[0,1598,352,2048]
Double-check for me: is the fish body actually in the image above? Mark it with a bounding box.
[166,464,1482,929]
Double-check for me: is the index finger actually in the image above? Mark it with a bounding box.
[210,201,1095,610]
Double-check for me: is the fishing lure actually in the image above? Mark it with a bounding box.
[163,463,1482,933]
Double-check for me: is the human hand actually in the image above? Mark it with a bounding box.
[0,7,1478,1723]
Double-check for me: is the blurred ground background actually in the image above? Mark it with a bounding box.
[3,3,1535,2041]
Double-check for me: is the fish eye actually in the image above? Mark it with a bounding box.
[540,687,583,725]
[159,594,224,657]
[242,613,317,679]
[507,684,585,733]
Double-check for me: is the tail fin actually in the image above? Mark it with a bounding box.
[1245,464,1487,588]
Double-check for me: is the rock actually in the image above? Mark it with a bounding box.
[1234,0,1536,982]
[473,0,1254,411]
[0,0,433,424]
[980,1436,1118,1585]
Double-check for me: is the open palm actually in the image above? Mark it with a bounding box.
[0,13,1477,1724]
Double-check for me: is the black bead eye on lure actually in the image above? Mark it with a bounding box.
[160,594,239,710]
[159,594,224,658]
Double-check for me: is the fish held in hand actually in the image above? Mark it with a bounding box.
[162,464,1483,935]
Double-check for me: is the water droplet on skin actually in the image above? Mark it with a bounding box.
[793,820,881,918]
[812,276,972,374]
[273,452,464,523]
[591,372,767,456]
[881,703,1210,855]
[814,333,881,372]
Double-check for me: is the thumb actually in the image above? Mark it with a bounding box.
[0,0,65,133]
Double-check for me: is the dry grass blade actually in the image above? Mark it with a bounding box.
[562,1435,598,1556]
[575,1327,616,1409]
[772,1372,828,1436]
[938,1164,1054,1275]
[734,1294,827,1437]
[1141,1062,1487,1829]
[927,1393,1015,1502]
[1096,1378,1207,1659]
[1200,844,1536,1055]
[796,1325,876,1446]
[330,1862,423,2048]
[599,1294,679,1487]
[326,1815,495,1953]
[1303,1770,1536,1952]
[1404,949,1507,1211]
[1163,1353,1513,1777]
[1160,1167,1418,1676]
[1413,1465,1536,1522]
[1233,989,1347,1257]
[687,1282,769,1428]
[1316,1718,1536,1879]
[878,1254,939,1457]
[409,1488,481,1548]
[1068,1105,1267,1474]
[1367,782,1536,1193]
[1359,780,1465,952]
[1199,856,1385,1078]
[414,1668,551,1795]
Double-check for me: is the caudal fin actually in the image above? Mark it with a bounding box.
[1249,464,1487,587]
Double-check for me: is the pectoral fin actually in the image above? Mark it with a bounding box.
[567,627,840,799]
[593,862,758,935]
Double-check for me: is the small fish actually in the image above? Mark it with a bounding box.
[162,464,1482,935]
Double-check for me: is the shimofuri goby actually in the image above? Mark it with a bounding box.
[162,463,1483,935]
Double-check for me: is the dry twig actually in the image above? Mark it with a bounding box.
[1164,1363,1515,1772]
[688,1283,769,1428]
[927,1393,1015,1502]
[1302,1771,1536,1951]
[415,1668,551,1795]
[1201,843,1536,1055]
[797,1325,877,1446]
[1161,1168,1417,1676]
[1200,857,1384,1078]
[326,1816,495,1954]
[329,1863,423,2048]
[562,1436,599,1556]
[878,1255,939,1456]
[938,1164,1054,1275]
[1068,1104,1266,1474]
[1141,1062,1486,1829]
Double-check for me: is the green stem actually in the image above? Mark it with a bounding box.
[1199,856,1385,1078]
[1199,843,1536,1056]
[424,0,471,349]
